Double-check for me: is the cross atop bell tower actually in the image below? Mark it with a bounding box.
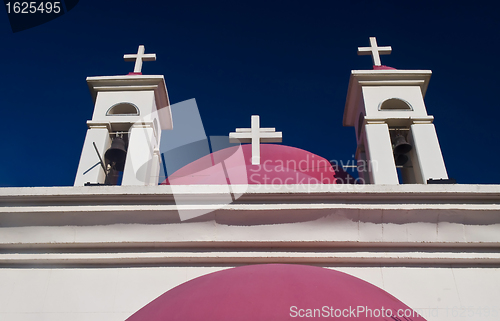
[124,45,157,74]
[74,45,172,187]
[344,38,449,185]
[357,37,392,67]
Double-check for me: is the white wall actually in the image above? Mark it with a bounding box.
[0,266,498,321]
[362,86,429,118]
[1,185,500,321]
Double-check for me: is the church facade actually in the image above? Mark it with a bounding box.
[1,40,499,321]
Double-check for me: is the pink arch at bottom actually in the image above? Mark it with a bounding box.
[125,264,427,321]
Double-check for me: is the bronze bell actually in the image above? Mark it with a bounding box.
[393,134,412,155]
[394,153,409,166]
[105,136,127,171]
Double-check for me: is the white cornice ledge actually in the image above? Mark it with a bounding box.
[1,184,500,198]
[0,184,499,206]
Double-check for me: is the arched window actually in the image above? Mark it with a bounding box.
[106,103,140,115]
[378,98,412,110]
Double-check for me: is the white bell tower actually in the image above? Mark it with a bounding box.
[343,37,449,184]
[74,45,172,186]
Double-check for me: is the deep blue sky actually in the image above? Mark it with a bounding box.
[1,0,499,186]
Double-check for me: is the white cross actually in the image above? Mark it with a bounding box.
[357,37,392,66]
[229,115,282,165]
[124,45,156,73]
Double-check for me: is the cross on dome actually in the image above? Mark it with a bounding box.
[124,45,156,74]
[229,115,282,165]
[357,37,392,66]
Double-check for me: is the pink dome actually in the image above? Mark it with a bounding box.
[162,144,351,185]
[373,65,397,70]
[125,264,426,321]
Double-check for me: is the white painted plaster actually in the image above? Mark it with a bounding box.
[92,91,156,124]
[122,125,156,185]
[361,86,429,119]
[364,123,399,184]
[410,123,448,183]
[0,267,229,321]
